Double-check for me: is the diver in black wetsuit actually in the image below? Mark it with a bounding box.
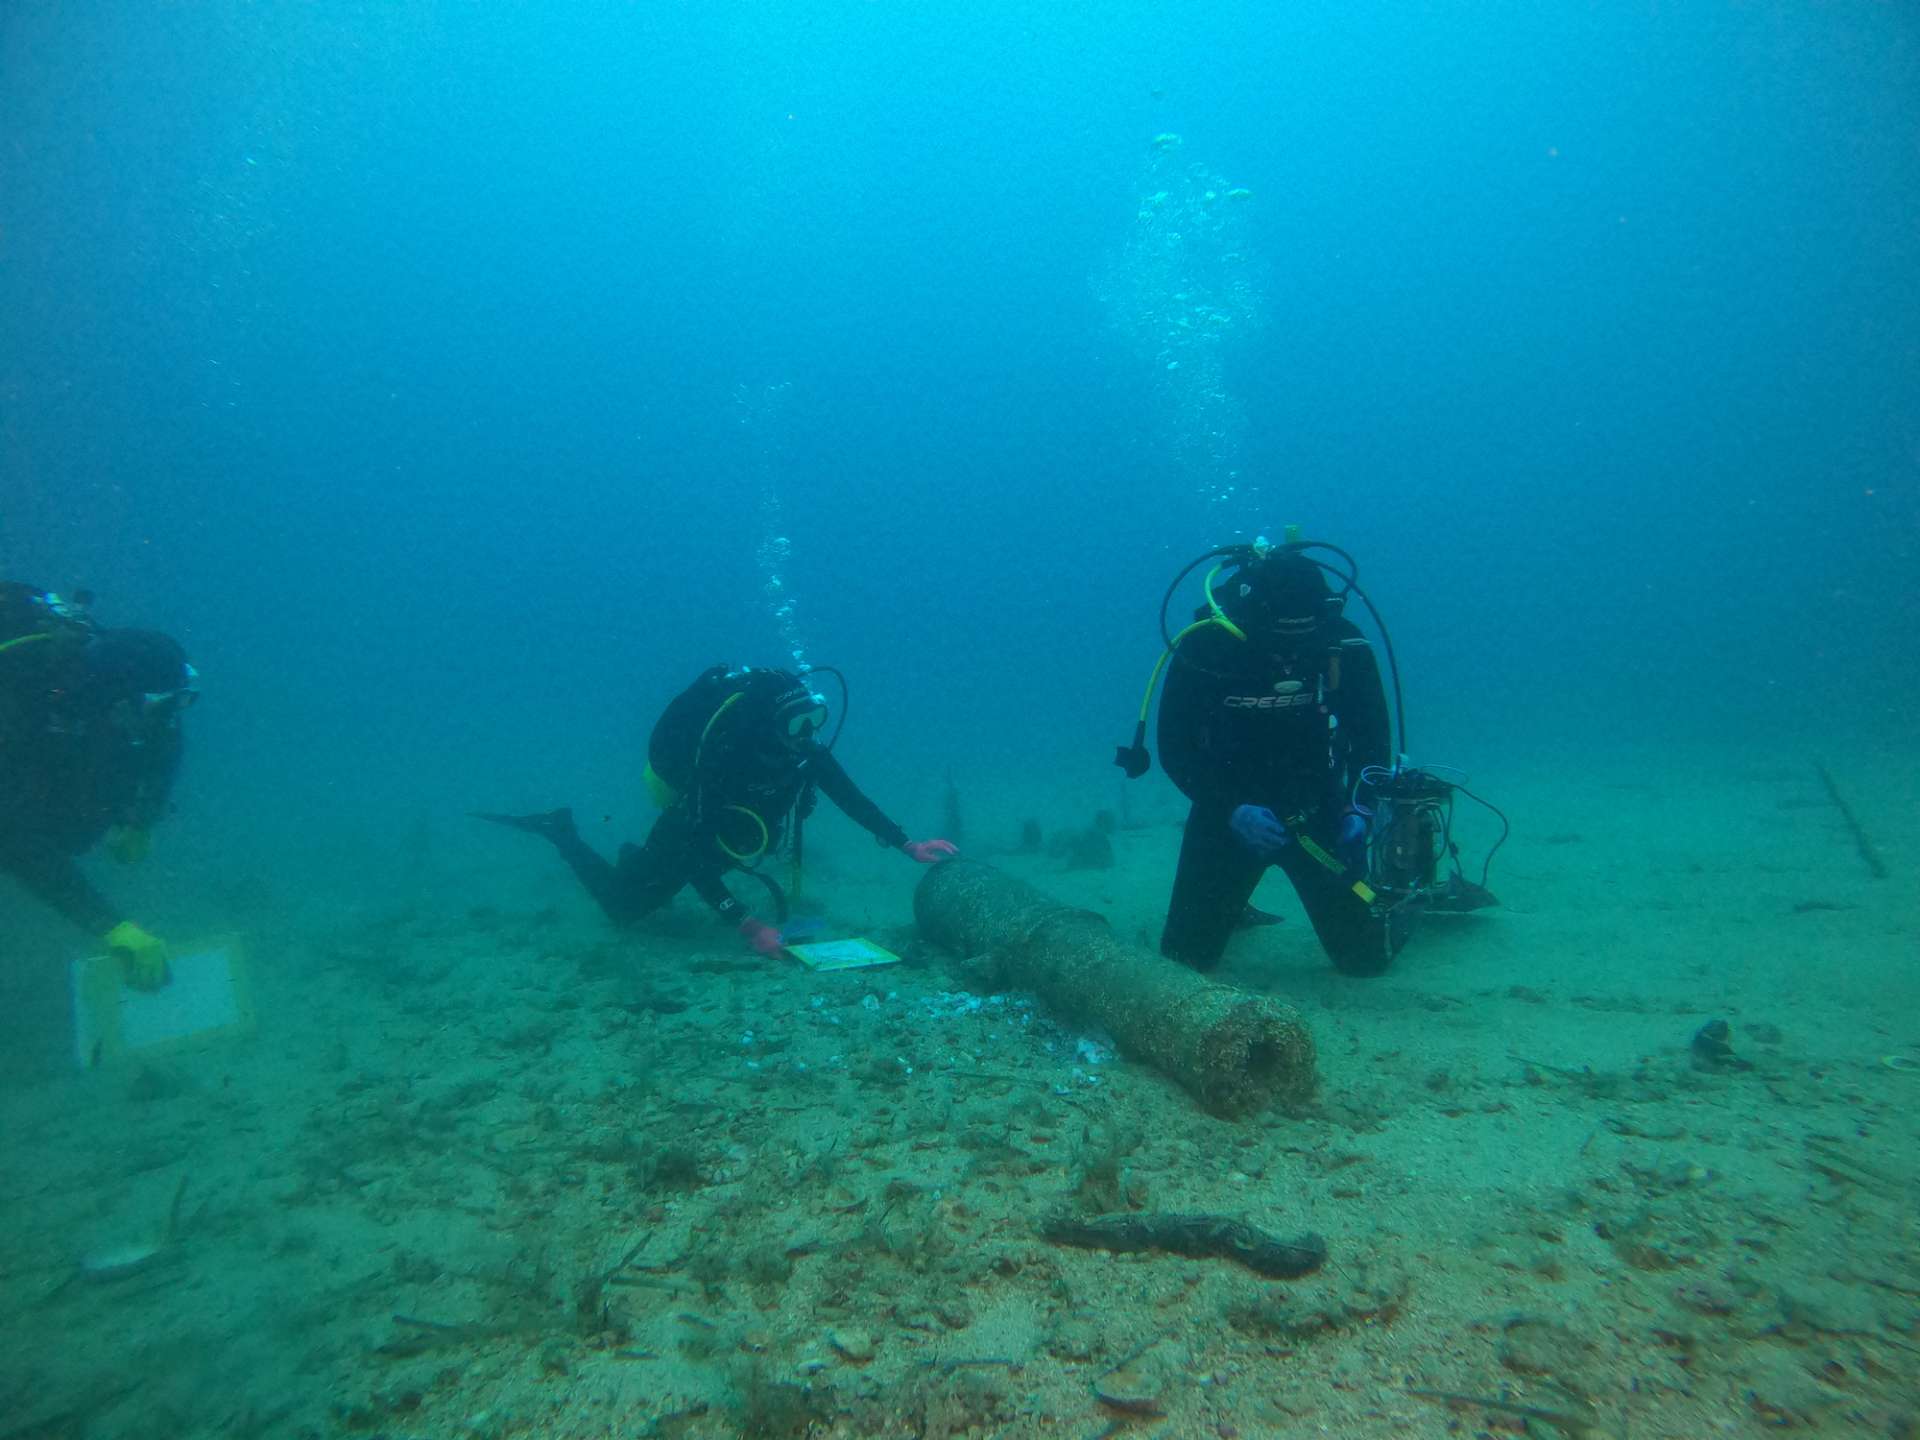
[1116,543,1405,977]
[0,583,197,989]
[479,665,956,954]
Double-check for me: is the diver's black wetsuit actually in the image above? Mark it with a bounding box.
[1157,617,1397,975]
[0,590,182,933]
[552,667,909,926]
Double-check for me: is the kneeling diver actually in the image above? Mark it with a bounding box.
[1114,532,1502,977]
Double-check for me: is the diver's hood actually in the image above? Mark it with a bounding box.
[1220,551,1335,636]
[80,629,191,701]
[727,666,826,753]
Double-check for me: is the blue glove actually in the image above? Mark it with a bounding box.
[1336,809,1370,871]
[1229,805,1290,856]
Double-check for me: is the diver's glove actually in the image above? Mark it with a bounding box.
[902,839,958,864]
[1229,805,1290,856]
[105,825,152,864]
[738,918,785,957]
[1336,809,1370,872]
[104,921,170,991]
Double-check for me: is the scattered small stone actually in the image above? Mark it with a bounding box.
[828,1327,875,1363]
[1044,1314,1103,1362]
[1094,1356,1166,1415]
[1690,1019,1751,1072]
[1058,826,1115,871]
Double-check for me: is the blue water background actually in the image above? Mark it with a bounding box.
[3,1,1915,935]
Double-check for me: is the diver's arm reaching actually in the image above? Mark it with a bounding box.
[807,748,910,849]
[0,835,119,934]
[808,748,955,862]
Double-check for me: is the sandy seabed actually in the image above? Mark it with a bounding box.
[2,750,1916,1439]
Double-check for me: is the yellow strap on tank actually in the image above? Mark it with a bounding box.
[0,632,52,657]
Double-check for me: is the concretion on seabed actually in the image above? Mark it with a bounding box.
[913,859,1316,1116]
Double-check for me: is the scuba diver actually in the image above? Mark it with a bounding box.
[478,664,957,955]
[0,583,198,990]
[1114,531,1502,977]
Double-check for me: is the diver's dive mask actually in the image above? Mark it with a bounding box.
[773,688,829,747]
[108,665,198,740]
[151,664,200,714]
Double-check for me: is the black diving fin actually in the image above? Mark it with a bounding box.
[473,806,577,841]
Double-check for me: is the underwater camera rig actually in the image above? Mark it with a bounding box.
[1360,764,1506,913]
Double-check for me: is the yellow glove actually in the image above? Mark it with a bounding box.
[106,826,152,864]
[104,921,170,991]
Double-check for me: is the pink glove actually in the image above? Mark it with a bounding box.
[903,838,958,864]
[739,918,785,956]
